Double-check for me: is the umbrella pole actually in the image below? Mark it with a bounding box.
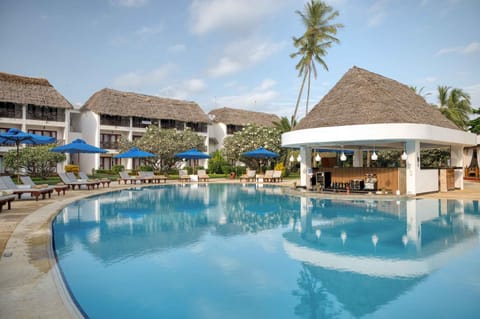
[16,142,20,183]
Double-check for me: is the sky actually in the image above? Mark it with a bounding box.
[0,0,479,120]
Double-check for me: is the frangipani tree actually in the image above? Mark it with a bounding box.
[118,125,205,171]
[223,124,283,169]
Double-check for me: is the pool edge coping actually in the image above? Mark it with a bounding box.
[1,180,479,318]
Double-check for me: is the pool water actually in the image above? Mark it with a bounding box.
[52,184,480,319]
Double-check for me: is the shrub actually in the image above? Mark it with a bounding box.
[65,164,79,173]
[274,162,286,176]
[111,165,124,174]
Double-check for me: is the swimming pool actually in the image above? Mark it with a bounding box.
[52,184,480,318]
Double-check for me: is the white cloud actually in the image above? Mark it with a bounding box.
[367,0,388,27]
[135,25,163,37]
[258,79,276,91]
[184,79,207,92]
[465,83,480,110]
[112,64,176,91]
[168,44,186,53]
[214,78,279,110]
[208,57,242,77]
[435,41,480,56]
[208,38,285,77]
[158,78,208,100]
[110,0,148,7]
[189,0,288,35]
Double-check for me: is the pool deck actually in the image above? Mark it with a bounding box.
[0,179,479,318]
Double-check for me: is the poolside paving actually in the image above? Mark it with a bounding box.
[0,178,478,318]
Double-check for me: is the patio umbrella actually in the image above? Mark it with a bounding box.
[175,148,210,173]
[114,147,156,159]
[0,128,56,181]
[51,138,107,163]
[242,147,279,173]
[242,147,279,159]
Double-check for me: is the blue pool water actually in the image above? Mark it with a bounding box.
[52,184,480,319]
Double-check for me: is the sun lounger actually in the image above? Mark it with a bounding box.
[178,169,190,183]
[138,171,167,183]
[79,172,111,187]
[68,172,101,188]
[0,192,15,212]
[272,170,283,182]
[197,170,210,182]
[119,171,139,184]
[0,176,53,200]
[240,170,256,182]
[19,175,67,196]
[257,170,274,182]
[58,172,97,190]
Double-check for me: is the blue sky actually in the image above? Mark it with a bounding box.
[0,0,479,120]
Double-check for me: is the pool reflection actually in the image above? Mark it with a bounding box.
[285,197,480,317]
[52,184,480,318]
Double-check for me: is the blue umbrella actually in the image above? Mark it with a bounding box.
[242,147,279,159]
[51,138,107,154]
[175,149,210,174]
[114,147,156,159]
[0,128,56,181]
[51,138,107,166]
[175,148,211,160]
[242,147,279,174]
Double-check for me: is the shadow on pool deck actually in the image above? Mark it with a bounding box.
[0,179,479,318]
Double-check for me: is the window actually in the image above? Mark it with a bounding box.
[132,117,158,128]
[132,135,143,141]
[100,133,121,149]
[100,156,121,170]
[175,121,185,131]
[227,124,243,135]
[100,114,130,127]
[186,122,207,133]
[0,102,22,118]
[27,129,57,138]
[160,119,176,129]
[26,105,65,121]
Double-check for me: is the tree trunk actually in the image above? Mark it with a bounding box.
[291,72,308,128]
[306,68,311,116]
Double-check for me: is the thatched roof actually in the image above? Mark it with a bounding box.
[82,88,209,123]
[209,107,280,127]
[295,66,460,131]
[0,72,73,109]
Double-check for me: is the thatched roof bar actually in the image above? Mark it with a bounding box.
[295,66,460,131]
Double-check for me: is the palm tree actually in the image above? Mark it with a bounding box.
[273,116,295,169]
[437,85,473,130]
[273,116,294,133]
[290,0,343,127]
[410,86,431,100]
[468,108,480,134]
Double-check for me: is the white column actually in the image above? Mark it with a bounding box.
[451,145,464,189]
[21,104,27,131]
[405,140,420,196]
[353,149,363,167]
[300,197,312,234]
[299,147,312,188]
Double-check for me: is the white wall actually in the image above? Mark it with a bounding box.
[77,111,101,173]
[415,169,439,194]
[209,123,227,153]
